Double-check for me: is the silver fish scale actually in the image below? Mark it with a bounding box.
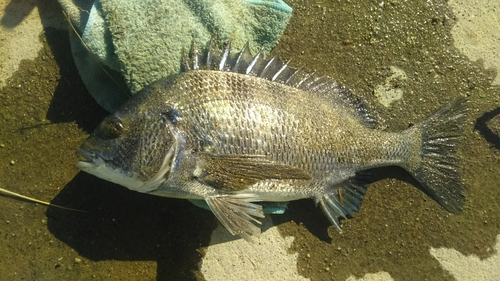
[149,70,402,190]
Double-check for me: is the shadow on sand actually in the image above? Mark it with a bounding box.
[47,172,216,280]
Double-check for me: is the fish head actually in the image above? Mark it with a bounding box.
[76,94,178,193]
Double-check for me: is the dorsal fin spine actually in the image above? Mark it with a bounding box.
[193,50,199,70]
[284,66,302,84]
[219,40,232,71]
[191,41,200,70]
[206,38,215,69]
[246,50,262,75]
[232,42,247,71]
[296,72,314,88]
[182,48,191,71]
[272,60,290,81]
[259,57,276,78]
[182,39,380,128]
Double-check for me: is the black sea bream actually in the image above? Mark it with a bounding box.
[77,40,467,241]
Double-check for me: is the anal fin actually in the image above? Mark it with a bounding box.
[317,171,373,231]
[205,195,265,242]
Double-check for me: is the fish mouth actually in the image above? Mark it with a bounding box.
[76,148,147,191]
[76,148,105,170]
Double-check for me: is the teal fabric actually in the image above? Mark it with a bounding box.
[245,0,292,13]
[60,0,292,112]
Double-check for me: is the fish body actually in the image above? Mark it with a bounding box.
[77,41,467,240]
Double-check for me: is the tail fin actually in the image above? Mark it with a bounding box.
[406,97,468,213]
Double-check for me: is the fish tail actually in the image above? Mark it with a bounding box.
[405,97,468,213]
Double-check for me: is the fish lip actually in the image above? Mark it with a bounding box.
[77,148,93,161]
[76,148,104,169]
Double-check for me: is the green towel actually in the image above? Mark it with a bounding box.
[59,0,292,112]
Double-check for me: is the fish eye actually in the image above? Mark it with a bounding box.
[102,117,124,139]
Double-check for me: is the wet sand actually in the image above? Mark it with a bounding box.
[0,0,499,280]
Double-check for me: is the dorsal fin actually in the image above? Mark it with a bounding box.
[183,38,380,128]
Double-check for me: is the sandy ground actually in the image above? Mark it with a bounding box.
[1,0,499,280]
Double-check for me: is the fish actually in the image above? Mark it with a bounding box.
[76,40,468,241]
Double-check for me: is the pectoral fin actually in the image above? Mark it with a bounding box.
[195,154,311,191]
[188,199,288,214]
[205,195,265,242]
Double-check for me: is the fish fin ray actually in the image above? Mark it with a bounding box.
[218,40,232,71]
[195,154,311,191]
[317,171,373,231]
[406,97,468,213]
[183,39,381,128]
[189,199,288,214]
[298,76,380,128]
[232,42,252,73]
[205,195,264,242]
